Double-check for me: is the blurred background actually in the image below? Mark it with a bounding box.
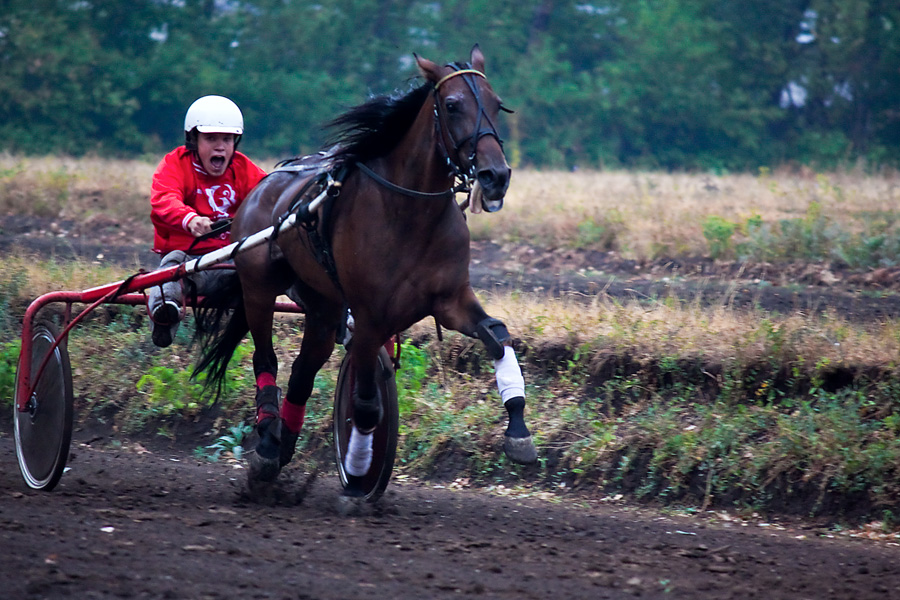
[1,0,898,171]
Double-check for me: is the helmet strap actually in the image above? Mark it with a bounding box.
[184,128,199,154]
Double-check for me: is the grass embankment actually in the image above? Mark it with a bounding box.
[3,156,900,526]
[2,257,900,526]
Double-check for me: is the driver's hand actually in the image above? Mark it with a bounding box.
[188,216,214,237]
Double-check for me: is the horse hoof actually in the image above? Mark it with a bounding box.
[503,434,538,464]
[248,451,281,482]
[341,475,367,498]
[250,418,282,481]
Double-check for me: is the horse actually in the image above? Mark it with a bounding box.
[195,45,537,492]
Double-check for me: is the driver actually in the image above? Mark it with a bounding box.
[147,95,267,347]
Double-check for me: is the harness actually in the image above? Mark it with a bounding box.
[355,63,506,203]
[268,63,506,307]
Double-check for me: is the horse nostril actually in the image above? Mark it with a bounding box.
[477,169,496,187]
[478,167,510,192]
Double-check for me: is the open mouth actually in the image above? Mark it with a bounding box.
[210,156,226,170]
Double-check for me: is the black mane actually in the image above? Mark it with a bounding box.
[325,83,433,163]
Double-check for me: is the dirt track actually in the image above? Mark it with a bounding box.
[4,215,900,598]
[3,430,900,600]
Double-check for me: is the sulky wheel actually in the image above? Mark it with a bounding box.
[333,346,399,502]
[14,319,74,491]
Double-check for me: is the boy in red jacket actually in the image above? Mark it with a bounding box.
[148,95,267,347]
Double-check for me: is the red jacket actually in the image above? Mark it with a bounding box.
[150,147,267,255]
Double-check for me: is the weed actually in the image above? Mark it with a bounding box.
[0,341,21,407]
[702,215,737,259]
[136,365,207,416]
[205,423,254,461]
[574,210,625,250]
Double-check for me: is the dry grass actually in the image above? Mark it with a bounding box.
[3,244,898,375]
[406,288,900,376]
[0,153,156,219]
[0,254,136,296]
[3,155,900,261]
[468,168,900,259]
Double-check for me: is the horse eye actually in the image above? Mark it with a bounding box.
[444,99,460,114]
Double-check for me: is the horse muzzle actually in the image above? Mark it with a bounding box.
[469,180,504,214]
[475,165,509,213]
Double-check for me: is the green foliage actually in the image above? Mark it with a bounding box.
[735,202,900,267]
[0,267,27,335]
[136,365,207,416]
[204,423,254,461]
[0,341,21,408]
[613,384,900,512]
[1,0,898,168]
[575,210,625,251]
[396,339,429,423]
[702,215,737,259]
[135,342,250,418]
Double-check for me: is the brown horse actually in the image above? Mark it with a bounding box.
[196,46,537,491]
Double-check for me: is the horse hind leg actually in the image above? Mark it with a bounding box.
[240,278,296,481]
[245,296,284,483]
[278,312,338,468]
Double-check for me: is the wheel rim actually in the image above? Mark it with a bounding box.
[334,348,399,501]
[14,323,73,491]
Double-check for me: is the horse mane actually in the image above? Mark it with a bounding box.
[325,82,433,163]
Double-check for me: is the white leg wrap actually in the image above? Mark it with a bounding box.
[345,426,373,477]
[494,346,525,404]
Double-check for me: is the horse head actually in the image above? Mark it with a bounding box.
[416,45,511,212]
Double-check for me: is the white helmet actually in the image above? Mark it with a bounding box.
[183,95,244,134]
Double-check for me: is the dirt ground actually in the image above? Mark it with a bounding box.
[4,214,900,599]
[3,429,900,600]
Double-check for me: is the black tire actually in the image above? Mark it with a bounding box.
[14,319,74,492]
[333,346,399,502]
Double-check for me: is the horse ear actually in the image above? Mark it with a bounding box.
[470,44,485,74]
[415,53,442,83]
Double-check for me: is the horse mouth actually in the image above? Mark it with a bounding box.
[482,197,504,213]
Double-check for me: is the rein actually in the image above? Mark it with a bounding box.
[356,162,466,201]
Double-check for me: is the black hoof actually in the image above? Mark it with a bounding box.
[503,434,538,464]
[248,452,281,482]
[250,418,281,482]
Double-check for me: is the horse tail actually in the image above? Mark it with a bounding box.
[192,275,249,400]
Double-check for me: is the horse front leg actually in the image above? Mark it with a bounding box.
[342,327,383,494]
[437,288,538,465]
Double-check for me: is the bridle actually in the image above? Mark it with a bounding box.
[433,63,506,183]
[355,63,507,202]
